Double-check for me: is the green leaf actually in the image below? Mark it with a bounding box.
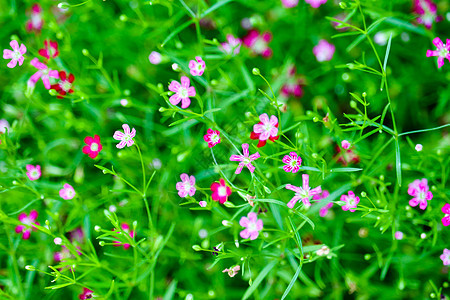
[395,139,402,187]
[161,19,195,47]
[383,33,393,73]
[329,167,363,173]
[163,280,178,300]
[94,164,115,175]
[242,260,278,300]
[201,0,233,18]
[281,263,302,300]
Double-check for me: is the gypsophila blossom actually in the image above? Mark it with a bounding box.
[415,144,423,151]
[26,4,43,32]
[148,51,162,64]
[426,37,450,69]
[230,143,260,174]
[70,227,85,244]
[15,210,39,240]
[305,0,327,8]
[26,164,41,181]
[408,178,433,210]
[281,66,304,98]
[204,128,221,148]
[199,201,207,207]
[82,135,103,158]
[176,173,196,198]
[413,0,442,29]
[281,0,299,8]
[79,288,95,300]
[189,56,206,76]
[60,183,76,200]
[250,113,279,147]
[0,119,10,134]
[113,223,135,250]
[394,231,404,240]
[29,58,59,89]
[441,203,450,226]
[313,190,333,217]
[3,40,26,68]
[54,237,62,245]
[51,71,75,99]
[285,174,322,208]
[316,246,330,256]
[211,179,232,204]
[282,152,302,173]
[220,34,241,56]
[441,249,450,266]
[239,212,263,240]
[223,265,240,277]
[38,40,59,59]
[113,124,136,149]
[335,145,360,166]
[313,39,335,62]
[243,30,273,58]
[341,140,351,150]
[54,245,81,262]
[340,191,360,212]
[168,76,196,109]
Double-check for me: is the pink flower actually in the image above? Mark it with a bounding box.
[189,56,206,76]
[313,190,333,217]
[313,40,335,62]
[242,30,273,58]
[50,71,75,99]
[281,0,299,8]
[305,0,327,8]
[281,66,304,98]
[204,128,221,148]
[168,76,196,109]
[176,173,196,198]
[230,143,260,174]
[442,204,450,226]
[441,249,450,266]
[38,40,59,59]
[246,194,256,207]
[316,246,330,256]
[82,135,102,159]
[220,34,241,56]
[413,0,442,29]
[199,201,207,207]
[426,37,450,69]
[211,179,232,204]
[15,210,39,239]
[29,58,59,89]
[113,124,136,149]
[285,174,322,208]
[149,51,162,64]
[54,245,82,261]
[0,119,10,134]
[250,113,279,148]
[60,183,76,200]
[239,212,263,240]
[341,140,351,150]
[408,178,433,210]
[113,223,135,250]
[26,164,41,181]
[394,231,404,240]
[26,4,43,32]
[79,288,94,300]
[282,152,302,173]
[335,145,360,166]
[3,40,26,68]
[223,265,240,277]
[340,191,360,212]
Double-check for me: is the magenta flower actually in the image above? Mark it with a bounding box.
[113,223,135,250]
[54,245,82,262]
[220,34,241,56]
[176,173,196,198]
[281,0,299,8]
[230,143,260,174]
[441,203,450,226]
[29,58,59,89]
[82,135,102,159]
[336,145,360,166]
[413,0,442,29]
[239,212,263,240]
[408,178,433,210]
[79,288,95,300]
[211,179,232,204]
[305,0,327,8]
[38,40,59,59]
[168,76,196,109]
[223,265,240,277]
[60,183,76,200]
[15,210,39,240]
[26,164,41,181]
[313,190,333,217]
[313,39,335,62]
[26,4,43,32]
[3,40,26,68]
[148,51,162,64]
[189,56,206,76]
[281,66,304,98]
[282,152,302,173]
[199,201,207,207]
[441,249,450,266]
[113,124,136,149]
[70,227,85,244]
[242,30,273,58]
[250,113,279,148]
[394,231,404,240]
[426,37,450,69]
[341,140,351,150]
[340,191,360,212]
[285,174,322,208]
[204,128,221,148]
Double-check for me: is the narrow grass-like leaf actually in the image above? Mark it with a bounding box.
[329,167,363,173]
[242,260,278,300]
[281,264,302,300]
[161,20,195,47]
[383,33,393,73]
[395,139,402,187]
[398,123,450,136]
[201,0,233,18]
[163,280,178,300]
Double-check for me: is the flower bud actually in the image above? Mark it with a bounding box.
[252,68,260,76]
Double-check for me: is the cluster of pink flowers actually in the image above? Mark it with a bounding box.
[408,178,433,210]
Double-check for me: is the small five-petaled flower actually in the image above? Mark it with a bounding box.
[176,173,196,198]
[113,124,136,149]
[168,76,196,109]
[3,40,27,68]
[239,212,263,240]
[230,143,260,174]
[15,210,40,239]
[285,174,322,208]
[408,178,433,210]
[26,164,41,181]
[340,191,360,212]
[426,37,449,69]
